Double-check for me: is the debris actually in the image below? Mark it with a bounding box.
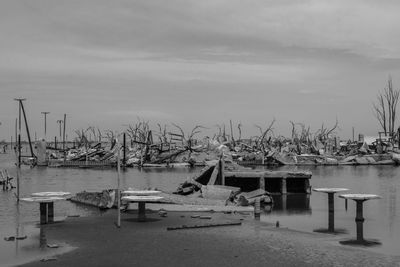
[4,236,15,241]
[41,257,57,262]
[167,222,242,231]
[158,210,168,217]
[16,235,27,240]
[47,243,60,248]
[199,216,212,219]
[201,185,240,201]
[70,189,116,209]
[235,189,273,206]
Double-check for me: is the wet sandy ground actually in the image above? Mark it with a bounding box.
[17,209,400,267]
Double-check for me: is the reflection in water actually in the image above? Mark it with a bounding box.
[15,202,20,257]
[2,151,400,256]
[39,226,46,249]
[269,194,311,215]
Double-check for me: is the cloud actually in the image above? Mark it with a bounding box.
[0,0,400,139]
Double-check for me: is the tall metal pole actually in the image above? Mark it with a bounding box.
[123,132,126,168]
[63,114,66,150]
[116,135,121,228]
[14,98,25,202]
[41,111,50,140]
[14,118,17,150]
[19,101,35,158]
[57,120,63,139]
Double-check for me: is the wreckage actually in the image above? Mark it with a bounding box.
[37,119,400,168]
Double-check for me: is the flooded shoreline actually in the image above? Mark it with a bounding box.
[1,152,400,262]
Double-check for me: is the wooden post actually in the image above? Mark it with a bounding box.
[54,136,57,150]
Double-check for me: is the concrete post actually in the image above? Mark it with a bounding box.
[281,178,287,194]
[355,200,365,242]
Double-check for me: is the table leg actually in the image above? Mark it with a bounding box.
[47,202,54,223]
[339,199,381,246]
[328,193,335,232]
[39,203,48,224]
[355,200,365,242]
[138,202,146,222]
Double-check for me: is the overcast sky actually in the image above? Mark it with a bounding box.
[1,0,400,141]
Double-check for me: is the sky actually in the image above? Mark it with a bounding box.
[1,0,400,142]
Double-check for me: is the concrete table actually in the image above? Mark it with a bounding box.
[122,190,161,196]
[20,196,66,224]
[338,194,381,246]
[31,191,71,198]
[313,188,349,234]
[121,195,164,222]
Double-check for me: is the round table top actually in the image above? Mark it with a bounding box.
[121,195,164,202]
[20,196,66,203]
[122,190,161,196]
[339,194,381,200]
[313,188,349,193]
[31,192,71,197]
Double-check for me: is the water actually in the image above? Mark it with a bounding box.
[1,151,400,263]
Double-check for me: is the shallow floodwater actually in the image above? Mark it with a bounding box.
[1,151,400,263]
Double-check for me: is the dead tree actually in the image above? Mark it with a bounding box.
[373,76,400,136]
[237,122,242,141]
[171,123,205,151]
[254,118,276,152]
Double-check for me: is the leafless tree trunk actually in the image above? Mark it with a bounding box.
[373,76,400,136]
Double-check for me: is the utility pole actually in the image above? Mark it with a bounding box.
[63,114,66,150]
[41,111,50,140]
[14,98,26,202]
[57,120,63,138]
